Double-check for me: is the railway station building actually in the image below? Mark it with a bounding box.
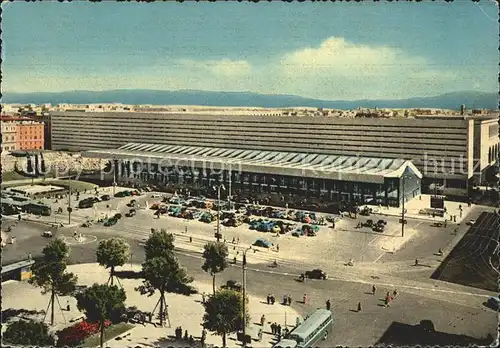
[83,143,422,208]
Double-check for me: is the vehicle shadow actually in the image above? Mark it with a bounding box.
[1,308,45,323]
[114,270,144,279]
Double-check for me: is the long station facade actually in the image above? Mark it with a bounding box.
[49,110,499,204]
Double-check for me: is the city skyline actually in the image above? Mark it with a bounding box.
[2,1,498,100]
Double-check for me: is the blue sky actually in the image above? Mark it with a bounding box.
[2,1,498,100]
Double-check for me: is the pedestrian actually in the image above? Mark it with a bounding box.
[184,330,189,341]
[261,314,265,326]
[202,292,206,304]
[283,294,287,305]
[277,244,280,252]
[414,258,419,266]
[303,294,307,304]
[28,253,32,260]
[271,322,276,334]
[277,324,282,337]
[271,294,275,305]
[393,289,398,298]
[237,237,240,244]
[267,294,270,305]
[295,316,301,327]
[232,237,235,244]
[326,299,331,310]
[357,301,362,312]
[189,335,195,346]
[66,300,70,311]
[372,285,376,295]
[287,295,292,306]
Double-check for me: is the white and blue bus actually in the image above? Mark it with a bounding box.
[273,309,333,348]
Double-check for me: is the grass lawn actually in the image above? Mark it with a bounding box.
[1,171,30,181]
[82,322,134,347]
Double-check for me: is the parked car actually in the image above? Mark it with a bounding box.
[221,280,242,292]
[42,231,53,238]
[126,209,136,217]
[466,219,476,226]
[362,219,374,228]
[487,296,500,310]
[103,218,117,227]
[253,238,271,248]
[305,269,327,280]
[151,193,161,198]
[78,199,94,209]
[101,194,111,201]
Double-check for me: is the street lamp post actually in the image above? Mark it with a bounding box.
[242,246,251,348]
[67,171,72,225]
[401,175,410,238]
[213,184,225,242]
[113,159,117,196]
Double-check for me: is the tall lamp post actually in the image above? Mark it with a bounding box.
[112,159,117,196]
[66,168,73,225]
[401,175,410,238]
[242,246,252,348]
[213,184,225,242]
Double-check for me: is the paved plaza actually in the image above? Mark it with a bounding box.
[2,263,300,348]
[2,185,498,347]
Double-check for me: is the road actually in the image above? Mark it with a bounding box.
[2,217,497,346]
[2,191,499,346]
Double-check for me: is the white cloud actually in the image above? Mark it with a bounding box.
[270,37,458,99]
[178,58,252,76]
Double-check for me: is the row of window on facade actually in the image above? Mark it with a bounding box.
[119,166,404,198]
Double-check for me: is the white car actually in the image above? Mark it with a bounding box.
[42,231,53,238]
[151,193,161,198]
[467,219,476,226]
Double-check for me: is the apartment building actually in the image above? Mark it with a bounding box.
[0,116,45,152]
[1,117,18,152]
[17,119,44,150]
[51,111,499,198]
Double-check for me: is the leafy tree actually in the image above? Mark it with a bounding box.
[202,241,229,294]
[144,229,175,260]
[3,319,55,346]
[135,253,193,326]
[29,238,78,326]
[96,238,130,286]
[202,289,250,348]
[76,283,126,348]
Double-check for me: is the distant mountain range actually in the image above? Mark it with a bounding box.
[2,89,498,110]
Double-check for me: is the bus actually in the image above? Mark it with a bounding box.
[24,202,52,216]
[273,309,333,348]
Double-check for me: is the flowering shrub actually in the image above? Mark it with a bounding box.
[56,320,111,347]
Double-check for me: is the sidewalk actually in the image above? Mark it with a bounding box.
[372,194,472,224]
[1,263,301,348]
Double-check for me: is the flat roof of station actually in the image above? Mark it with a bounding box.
[83,143,423,184]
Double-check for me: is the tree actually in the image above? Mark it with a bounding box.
[144,228,175,260]
[202,241,229,294]
[202,289,250,348]
[76,283,126,348]
[96,238,130,286]
[135,253,193,327]
[3,319,55,346]
[29,238,78,326]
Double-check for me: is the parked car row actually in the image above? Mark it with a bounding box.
[103,213,122,227]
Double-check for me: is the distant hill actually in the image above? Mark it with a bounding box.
[2,89,497,110]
